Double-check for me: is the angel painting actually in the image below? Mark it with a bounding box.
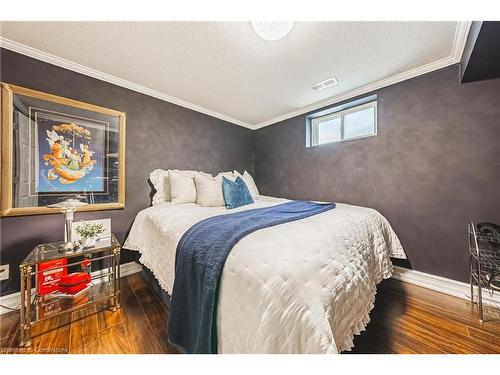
[43,124,97,185]
[37,115,105,193]
[1,84,123,216]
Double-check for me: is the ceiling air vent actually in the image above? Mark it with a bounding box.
[311,76,338,91]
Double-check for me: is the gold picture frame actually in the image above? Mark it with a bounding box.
[0,83,126,216]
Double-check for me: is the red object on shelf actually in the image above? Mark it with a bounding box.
[80,257,92,273]
[58,272,91,295]
[38,258,68,295]
[81,258,91,269]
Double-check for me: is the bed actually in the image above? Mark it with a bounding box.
[123,195,405,353]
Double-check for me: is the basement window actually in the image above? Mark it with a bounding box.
[307,97,377,147]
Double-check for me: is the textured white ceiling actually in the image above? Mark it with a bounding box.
[0,22,459,127]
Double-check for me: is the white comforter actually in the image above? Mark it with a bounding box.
[124,196,405,353]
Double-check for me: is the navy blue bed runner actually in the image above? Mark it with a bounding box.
[167,200,336,354]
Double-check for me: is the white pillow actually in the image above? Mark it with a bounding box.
[169,170,198,204]
[149,169,199,204]
[150,169,170,205]
[194,173,225,207]
[234,170,259,198]
[217,171,237,181]
[173,169,198,178]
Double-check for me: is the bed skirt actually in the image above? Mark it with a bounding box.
[140,263,172,309]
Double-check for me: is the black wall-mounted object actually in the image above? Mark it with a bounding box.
[460,21,500,83]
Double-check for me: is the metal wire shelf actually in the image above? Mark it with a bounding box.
[468,221,500,323]
[475,232,500,244]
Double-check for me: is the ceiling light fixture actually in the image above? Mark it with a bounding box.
[311,76,338,91]
[251,22,294,41]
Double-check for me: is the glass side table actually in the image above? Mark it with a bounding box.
[18,234,121,347]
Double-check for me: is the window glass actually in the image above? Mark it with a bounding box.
[343,106,375,140]
[309,100,376,146]
[318,117,341,144]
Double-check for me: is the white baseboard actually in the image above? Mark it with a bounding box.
[0,261,142,315]
[392,265,500,308]
[92,261,142,280]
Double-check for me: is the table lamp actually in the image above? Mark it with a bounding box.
[48,197,88,252]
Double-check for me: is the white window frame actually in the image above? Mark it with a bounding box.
[310,101,377,146]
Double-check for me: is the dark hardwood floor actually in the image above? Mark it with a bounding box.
[350,279,500,354]
[0,272,179,354]
[1,273,499,354]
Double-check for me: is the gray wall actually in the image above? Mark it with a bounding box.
[0,48,255,295]
[255,65,500,282]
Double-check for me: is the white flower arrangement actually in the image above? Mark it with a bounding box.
[75,222,104,239]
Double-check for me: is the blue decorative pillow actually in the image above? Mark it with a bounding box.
[222,176,254,209]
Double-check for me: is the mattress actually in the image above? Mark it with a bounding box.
[123,195,405,353]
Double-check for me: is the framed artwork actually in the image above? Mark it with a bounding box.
[1,83,126,216]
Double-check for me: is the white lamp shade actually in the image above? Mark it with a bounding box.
[48,197,88,212]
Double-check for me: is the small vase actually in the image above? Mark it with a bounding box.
[81,236,97,248]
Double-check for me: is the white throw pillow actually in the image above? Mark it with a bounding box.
[217,171,237,181]
[150,169,170,205]
[194,173,225,207]
[234,170,259,198]
[169,170,198,204]
[173,169,198,178]
[149,169,200,204]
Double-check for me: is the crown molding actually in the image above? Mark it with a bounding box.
[450,20,473,61]
[0,37,254,129]
[253,21,472,129]
[0,21,471,130]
